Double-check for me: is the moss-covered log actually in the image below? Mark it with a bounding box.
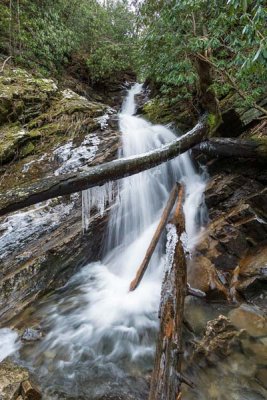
[0,117,210,216]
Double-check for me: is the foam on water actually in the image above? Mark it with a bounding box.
[0,328,21,362]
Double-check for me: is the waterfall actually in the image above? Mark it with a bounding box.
[20,84,208,399]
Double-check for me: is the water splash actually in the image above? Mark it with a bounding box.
[0,328,21,362]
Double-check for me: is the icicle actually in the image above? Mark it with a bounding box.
[82,181,117,231]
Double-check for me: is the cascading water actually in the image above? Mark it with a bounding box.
[18,84,208,399]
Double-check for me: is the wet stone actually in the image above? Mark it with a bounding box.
[21,379,42,400]
[0,360,29,400]
[192,315,245,364]
[229,304,267,337]
[21,328,42,342]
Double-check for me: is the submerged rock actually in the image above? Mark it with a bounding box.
[192,315,245,364]
[21,328,43,342]
[229,304,267,337]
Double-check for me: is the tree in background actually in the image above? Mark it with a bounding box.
[0,0,138,80]
[137,0,267,115]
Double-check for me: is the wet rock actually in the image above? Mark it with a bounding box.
[21,328,42,342]
[192,315,245,364]
[194,162,267,300]
[0,68,116,168]
[0,360,29,400]
[232,244,267,297]
[21,380,41,400]
[0,202,110,325]
[218,93,267,135]
[187,256,229,299]
[229,304,267,337]
[256,368,267,390]
[97,395,134,400]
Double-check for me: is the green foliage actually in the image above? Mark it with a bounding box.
[137,0,267,109]
[86,1,137,82]
[0,0,137,79]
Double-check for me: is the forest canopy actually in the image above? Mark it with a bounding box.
[0,0,266,110]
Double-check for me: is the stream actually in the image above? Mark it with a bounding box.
[1,84,266,400]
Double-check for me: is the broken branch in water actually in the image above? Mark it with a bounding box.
[129,183,179,291]
[187,283,206,298]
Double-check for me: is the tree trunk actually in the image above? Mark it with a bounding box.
[149,186,188,400]
[195,137,267,160]
[0,117,211,217]
[193,54,221,119]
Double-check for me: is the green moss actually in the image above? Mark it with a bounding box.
[207,112,222,137]
[0,68,58,124]
[143,98,173,124]
[20,141,35,157]
[0,123,28,164]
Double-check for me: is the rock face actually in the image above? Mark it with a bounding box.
[0,68,121,325]
[188,155,267,301]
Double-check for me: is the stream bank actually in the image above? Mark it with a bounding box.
[0,68,266,400]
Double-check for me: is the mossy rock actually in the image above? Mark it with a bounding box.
[142,98,174,125]
[28,89,106,128]
[142,98,194,132]
[19,141,35,158]
[0,123,29,164]
[27,89,107,140]
[0,68,111,167]
[0,68,58,124]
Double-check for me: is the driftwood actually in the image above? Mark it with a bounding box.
[129,183,179,291]
[0,117,210,217]
[195,137,267,160]
[149,185,190,400]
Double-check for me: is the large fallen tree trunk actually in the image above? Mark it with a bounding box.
[0,117,211,217]
[195,137,267,160]
[149,186,190,400]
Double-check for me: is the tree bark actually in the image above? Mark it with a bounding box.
[149,186,188,400]
[195,137,267,160]
[0,117,210,217]
[129,183,179,291]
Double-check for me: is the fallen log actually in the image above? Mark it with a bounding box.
[0,116,211,217]
[195,137,267,160]
[149,185,189,400]
[129,183,179,291]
